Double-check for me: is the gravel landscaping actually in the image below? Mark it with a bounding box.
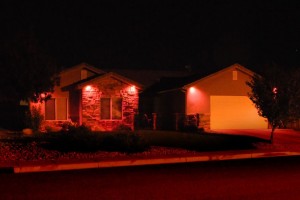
[0,140,203,167]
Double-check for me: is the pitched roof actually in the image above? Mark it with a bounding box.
[102,68,194,87]
[142,63,255,94]
[183,63,254,89]
[77,72,143,89]
[60,62,106,75]
[62,72,143,91]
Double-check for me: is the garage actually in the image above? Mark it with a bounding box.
[210,96,267,129]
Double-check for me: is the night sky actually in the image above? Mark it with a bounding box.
[2,0,300,72]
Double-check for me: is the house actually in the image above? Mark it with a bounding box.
[31,63,142,131]
[141,63,268,130]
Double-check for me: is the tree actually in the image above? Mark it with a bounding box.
[0,28,59,130]
[0,29,59,104]
[247,65,300,143]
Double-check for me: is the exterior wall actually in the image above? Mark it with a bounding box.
[60,67,98,87]
[30,64,100,130]
[186,66,254,130]
[81,76,139,131]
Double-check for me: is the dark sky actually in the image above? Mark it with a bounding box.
[2,0,300,72]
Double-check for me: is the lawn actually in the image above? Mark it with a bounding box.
[1,128,268,153]
[0,128,269,164]
[137,130,267,152]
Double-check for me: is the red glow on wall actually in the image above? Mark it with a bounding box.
[188,87,200,102]
[273,87,278,94]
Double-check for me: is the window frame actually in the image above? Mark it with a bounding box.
[45,98,68,121]
[100,97,123,120]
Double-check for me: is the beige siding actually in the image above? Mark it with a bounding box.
[186,64,265,129]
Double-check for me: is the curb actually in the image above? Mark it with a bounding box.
[11,151,300,173]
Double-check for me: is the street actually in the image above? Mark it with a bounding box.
[1,156,300,199]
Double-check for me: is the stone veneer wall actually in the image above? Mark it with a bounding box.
[81,78,138,131]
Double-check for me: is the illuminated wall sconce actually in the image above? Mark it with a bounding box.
[129,85,136,94]
[189,87,196,93]
[40,93,46,99]
[85,85,92,91]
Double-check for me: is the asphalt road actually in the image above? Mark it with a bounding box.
[1,156,300,200]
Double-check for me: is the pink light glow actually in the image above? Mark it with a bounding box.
[273,87,278,94]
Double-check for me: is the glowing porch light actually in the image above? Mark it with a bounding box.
[273,87,278,94]
[40,93,46,98]
[129,85,136,93]
[189,87,196,93]
[85,85,92,91]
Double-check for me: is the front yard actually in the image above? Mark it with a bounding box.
[0,127,268,166]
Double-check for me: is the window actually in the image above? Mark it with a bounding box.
[101,97,122,120]
[45,98,67,120]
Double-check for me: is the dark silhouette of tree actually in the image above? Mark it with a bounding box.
[247,64,300,143]
[0,29,59,104]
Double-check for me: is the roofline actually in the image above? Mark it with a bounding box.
[77,72,144,90]
[60,62,106,75]
[157,87,183,94]
[183,63,255,89]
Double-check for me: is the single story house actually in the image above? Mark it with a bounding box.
[31,63,142,131]
[141,63,268,130]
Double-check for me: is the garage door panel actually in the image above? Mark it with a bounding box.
[210,96,267,129]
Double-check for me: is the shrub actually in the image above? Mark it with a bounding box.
[43,126,149,153]
[102,132,149,153]
[179,125,198,133]
[113,124,132,132]
[25,105,44,132]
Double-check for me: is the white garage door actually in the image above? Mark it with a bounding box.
[210,96,267,129]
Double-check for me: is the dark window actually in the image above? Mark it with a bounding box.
[112,98,122,119]
[101,97,122,120]
[101,98,111,119]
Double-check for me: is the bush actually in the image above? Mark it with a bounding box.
[113,124,132,132]
[43,126,149,153]
[101,132,149,153]
[25,105,44,132]
[179,125,198,133]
